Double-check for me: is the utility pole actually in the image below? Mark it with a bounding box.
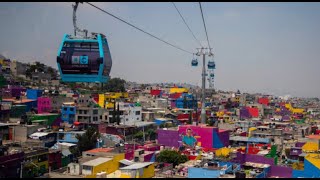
[196,47,213,124]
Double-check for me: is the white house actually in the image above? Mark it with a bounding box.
[108,102,142,125]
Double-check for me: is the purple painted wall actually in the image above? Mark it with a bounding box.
[295,142,306,147]
[290,147,302,156]
[232,152,246,164]
[232,152,276,175]
[157,129,181,148]
[218,130,230,147]
[245,154,275,166]
[240,107,250,119]
[270,165,293,178]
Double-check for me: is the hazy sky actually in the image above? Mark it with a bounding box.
[1,2,320,98]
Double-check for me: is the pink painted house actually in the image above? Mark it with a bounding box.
[37,97,52,114]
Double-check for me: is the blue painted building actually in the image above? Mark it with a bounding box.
[292,156,320,178]
[175,93,197,109]
[188,161,241,178]
[61,104,76,124]
[26,89,43,100]
[56,131,85,143]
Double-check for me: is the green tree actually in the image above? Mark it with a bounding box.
[104,78,126,92]
[133,131,144,140]
[157,149,188,167]
[146,129,156,141]
[0,75,6,88]
[76,127,100,153]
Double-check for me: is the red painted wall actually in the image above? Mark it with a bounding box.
[49,151,62,170]
[258,98,269,105]
[247,107,259,118]
[150,90,162,96]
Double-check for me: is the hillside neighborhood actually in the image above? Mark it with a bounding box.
[0,54,320,178]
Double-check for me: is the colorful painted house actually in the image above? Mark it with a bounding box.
[61,102,76,124]
[22,147,49,178]
[26,89,43,100]
[37,97,52,114]
[30,113,61,127]
[119,162,155,178]
[157,125,229,149]
[82,153,125,178]
[98,92,129,109]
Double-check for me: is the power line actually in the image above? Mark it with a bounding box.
[171,2,203,48]
[199,2,211,49]
[86,2,193,54]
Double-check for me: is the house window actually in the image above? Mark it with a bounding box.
[70,107,74,111]
[93,117,98,121]
[93,110,98,115]
[82,165,92,171]
[135,111,141,115]
[64,107,67,111]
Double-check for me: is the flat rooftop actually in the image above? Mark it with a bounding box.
[120,162,154,170]
[82,157,112,166]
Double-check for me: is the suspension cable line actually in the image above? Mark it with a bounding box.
[86,2,193,54]
[199,2,211,50]
[171,2,203,48]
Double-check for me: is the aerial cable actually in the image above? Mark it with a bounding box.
[86,2,193,54]
[199,2,211,50]
[171,2,203,48]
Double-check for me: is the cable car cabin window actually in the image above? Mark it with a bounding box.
[102,41,112,76]
[59,42,101,75]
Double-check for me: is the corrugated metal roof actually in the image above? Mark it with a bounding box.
[29,132,49,139]
[125,121,156,127]
[119,159,135,166]
[82,157,112,166]
[229,136,270,143]
[62,149,72,156]
[58,142,77,147]
[120,162,154,170]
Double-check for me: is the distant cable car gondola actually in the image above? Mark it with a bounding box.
[56,2,112,83]
[207,60,215,70]
[191,59,198,66]
[191,53,198,67]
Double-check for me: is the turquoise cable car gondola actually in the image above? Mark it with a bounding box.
[208,60,215,70]
[191,53,198,67]
[57,33,112,83]
[56,2,112,83]
[191,58,198,66]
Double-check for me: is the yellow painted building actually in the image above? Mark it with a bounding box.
[98,92,129,109]
[305,153,320,170]
[169,87,188,94]
[302,141,319,153]
[248,127,257,137]
[285,103,305,114]
[23,149,49,178]
[119,162,155,178]
[83,153,125,178]
[215,147,231,157]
